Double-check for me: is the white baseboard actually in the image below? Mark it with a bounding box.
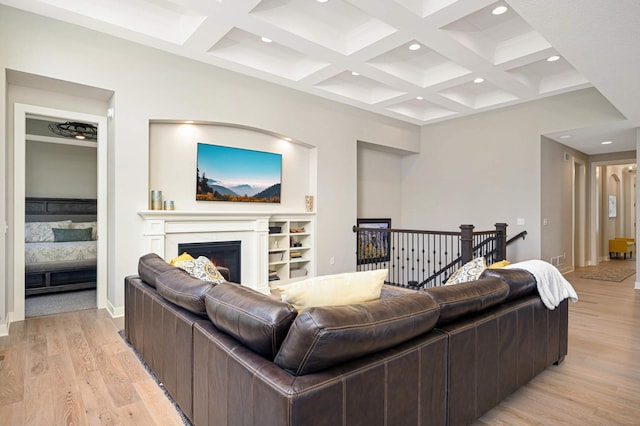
[0,312,13,337]
[107,300,124,318]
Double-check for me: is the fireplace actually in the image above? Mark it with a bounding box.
[178,240,241,283]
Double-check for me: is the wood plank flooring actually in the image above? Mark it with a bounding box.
[0,259,638,425]
[0,308,183,425]
[476,259,640,425]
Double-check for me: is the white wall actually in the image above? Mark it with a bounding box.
[404,88,625,262]
[25,141,97,198]
[0,6,419,324]
[357,142,406,225]
[149,123,314,213]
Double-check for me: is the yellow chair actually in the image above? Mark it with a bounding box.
[609,238,635,259]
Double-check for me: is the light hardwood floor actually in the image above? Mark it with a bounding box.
[477,259,640,425]
[1,260,639,425]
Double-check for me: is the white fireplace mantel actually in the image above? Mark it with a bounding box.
[138,210,314,294]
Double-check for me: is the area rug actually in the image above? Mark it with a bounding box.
[580,268,636,282]
[25,289,97,317]
[118,330,192,426]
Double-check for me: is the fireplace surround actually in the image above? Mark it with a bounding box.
[139,210,315,294]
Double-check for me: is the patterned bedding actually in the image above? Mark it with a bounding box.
[25,241,97,267]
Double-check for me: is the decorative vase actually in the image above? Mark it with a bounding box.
[305,195,314,212]
[150,190,163,210]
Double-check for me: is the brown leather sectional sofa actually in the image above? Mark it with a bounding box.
[125,254,568,426]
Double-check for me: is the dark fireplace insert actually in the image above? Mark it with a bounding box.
[178,240,241,283]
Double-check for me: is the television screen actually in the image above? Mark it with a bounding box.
[196,143,282,203]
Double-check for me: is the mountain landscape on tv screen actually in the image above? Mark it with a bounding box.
[196,173,280,203]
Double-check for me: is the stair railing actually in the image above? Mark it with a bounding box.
[354,223,521,288]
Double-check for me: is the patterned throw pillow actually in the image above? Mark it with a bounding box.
[25,220,72,242]
[445,257,487,285]
[173,255,226,284]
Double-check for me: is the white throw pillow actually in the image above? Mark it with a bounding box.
[278,269,388,311]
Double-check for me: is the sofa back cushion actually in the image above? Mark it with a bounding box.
[138,253,176,288]
[425,277,509,325]
[155,268,214,315]
[480,268,537,302]
[273,291,440,376]
[204,282,298,360]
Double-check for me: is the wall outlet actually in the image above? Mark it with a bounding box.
[517,218,525,225]
[330,257,335,265]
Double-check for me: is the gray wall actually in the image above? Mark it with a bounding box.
[402,88,625,263]
[26,141,97,198]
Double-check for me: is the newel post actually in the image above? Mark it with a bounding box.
[460,224,475,264]
[495,223,508,261]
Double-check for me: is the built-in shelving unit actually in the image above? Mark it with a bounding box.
[268,215,314,285]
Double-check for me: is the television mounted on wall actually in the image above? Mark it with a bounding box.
[196,143,282,203]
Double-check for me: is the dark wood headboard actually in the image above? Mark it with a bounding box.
[25,197,97,222]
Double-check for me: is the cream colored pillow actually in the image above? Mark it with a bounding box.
[278,269,388,311]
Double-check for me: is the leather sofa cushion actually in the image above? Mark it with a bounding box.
[273,291,440,376]
[204,282,298,360]
[425,277,509,324]
[480,268,537,302]
[138,253,176,288]
[155,268,215,315]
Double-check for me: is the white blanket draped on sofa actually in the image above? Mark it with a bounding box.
[506,259,578,310]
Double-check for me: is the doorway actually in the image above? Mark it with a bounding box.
[589,160,637,265]
[13,104,108,322]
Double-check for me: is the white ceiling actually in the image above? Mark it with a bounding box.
[2,0,639,155]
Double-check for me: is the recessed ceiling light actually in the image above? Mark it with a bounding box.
[601,141,613,145]
[473,77,485,83]
[547,55,560,62]
[317,0,329,3]
[351,71,360,76]
[492,6,508,15]
[261,37,272,43]
[409,43,421,51]
[416,96,423,100]
[559,135,571,139]
[184,120,194,124]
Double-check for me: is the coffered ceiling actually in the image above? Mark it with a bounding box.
[3,0,640,154]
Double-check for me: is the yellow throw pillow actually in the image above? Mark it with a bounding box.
[488,260,510,269]
[446,257,487,285]
[170,252,194,265]
[278,269,387,311]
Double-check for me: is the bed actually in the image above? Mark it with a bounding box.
[25,197,97,296]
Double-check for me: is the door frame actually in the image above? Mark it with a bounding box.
[13,103,108,321]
